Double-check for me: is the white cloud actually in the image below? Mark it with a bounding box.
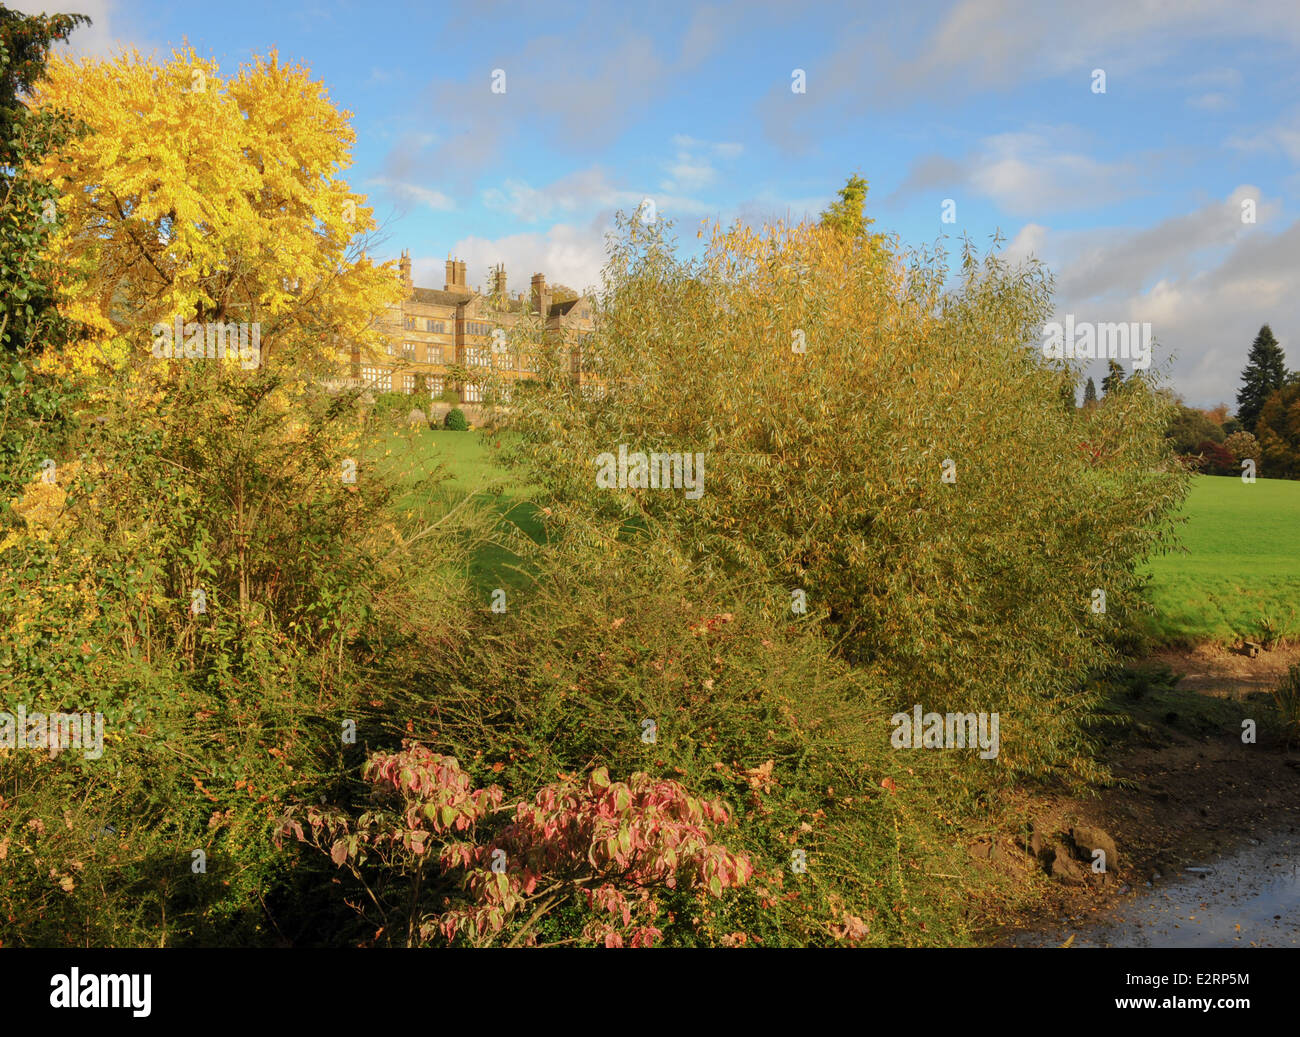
[910,0,1300,91]
[1188,92,1233,112]
[889,130,1143,215]
[760,1,1300,152]
[400,28,712,190]
[1182,66,1244,90]
[481,168,633,223]
[1004,222,1050,263]
[7,0,143,58]
[368,178,456,212]
[670,134,743,159]
[661,152,718,192]
[971,133,1139,215]
[1226,113,1300,164]
[659,136,743,192]
[481,166,716,226]
[411,222,612,298]
[1013,188,1298,406]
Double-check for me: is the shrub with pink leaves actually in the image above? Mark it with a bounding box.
[276,742,752,947]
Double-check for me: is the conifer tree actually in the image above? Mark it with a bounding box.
[1235,324,1288,434]
[1101,359,1125,397]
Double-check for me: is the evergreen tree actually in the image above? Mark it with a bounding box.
[1235,324,1288,434]
[1083,377,1098,406]
[1059,376,1076,413]
[1100,359,1126,397]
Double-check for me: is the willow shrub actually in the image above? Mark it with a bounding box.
[503,213,1188,783]
[370,531,988,947]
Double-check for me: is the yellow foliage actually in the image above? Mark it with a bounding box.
[29,46,403,387]
[1,460,105,648]
[1,461,81,548]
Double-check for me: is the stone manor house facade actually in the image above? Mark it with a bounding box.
[344,251,597,405]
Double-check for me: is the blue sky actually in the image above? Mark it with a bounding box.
[17,0,1300,407]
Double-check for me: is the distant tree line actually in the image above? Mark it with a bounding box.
[1072,323,1297,478]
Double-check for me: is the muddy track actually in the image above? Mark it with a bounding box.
[981,645,1300,945]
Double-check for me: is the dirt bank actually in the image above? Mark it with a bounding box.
[979,645,1300,945]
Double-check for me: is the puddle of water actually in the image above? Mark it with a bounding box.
[1007,833,1300,947]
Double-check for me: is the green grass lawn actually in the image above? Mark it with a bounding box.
[1141,475,1300,645]
[369,432,1297,647]
[367,425,542,593]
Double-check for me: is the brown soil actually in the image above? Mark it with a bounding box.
[1149,642,1300,699]
[980,645,1300,944]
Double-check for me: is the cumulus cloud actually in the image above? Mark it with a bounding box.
[7,0,145,58]
[411,220,612,298]
[888,130,1145,215]
[1008,188,1297,406]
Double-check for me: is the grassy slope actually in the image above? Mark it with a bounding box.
[371,433,1299,644]
[1141,475,1300,645]
[375,437,1300,647]
[367,425,543,592]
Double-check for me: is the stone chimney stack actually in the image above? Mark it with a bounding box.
[441,257,473,297]
[492,264,507,299]
[531,273,549,316]
[399,250,412,289]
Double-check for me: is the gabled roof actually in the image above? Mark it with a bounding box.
[548,298,580,318]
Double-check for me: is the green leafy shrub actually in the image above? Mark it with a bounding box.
[509,210,1188,782]
[0,363,478,946]
[369,391,412,424]
[372,530,983,946]
[444,408,469,431]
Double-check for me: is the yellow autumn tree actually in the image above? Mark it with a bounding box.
[0,45,492,950]
[6,45,419,630]
[30,45,401,386]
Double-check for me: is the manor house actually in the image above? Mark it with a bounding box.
[345,251,597,405]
